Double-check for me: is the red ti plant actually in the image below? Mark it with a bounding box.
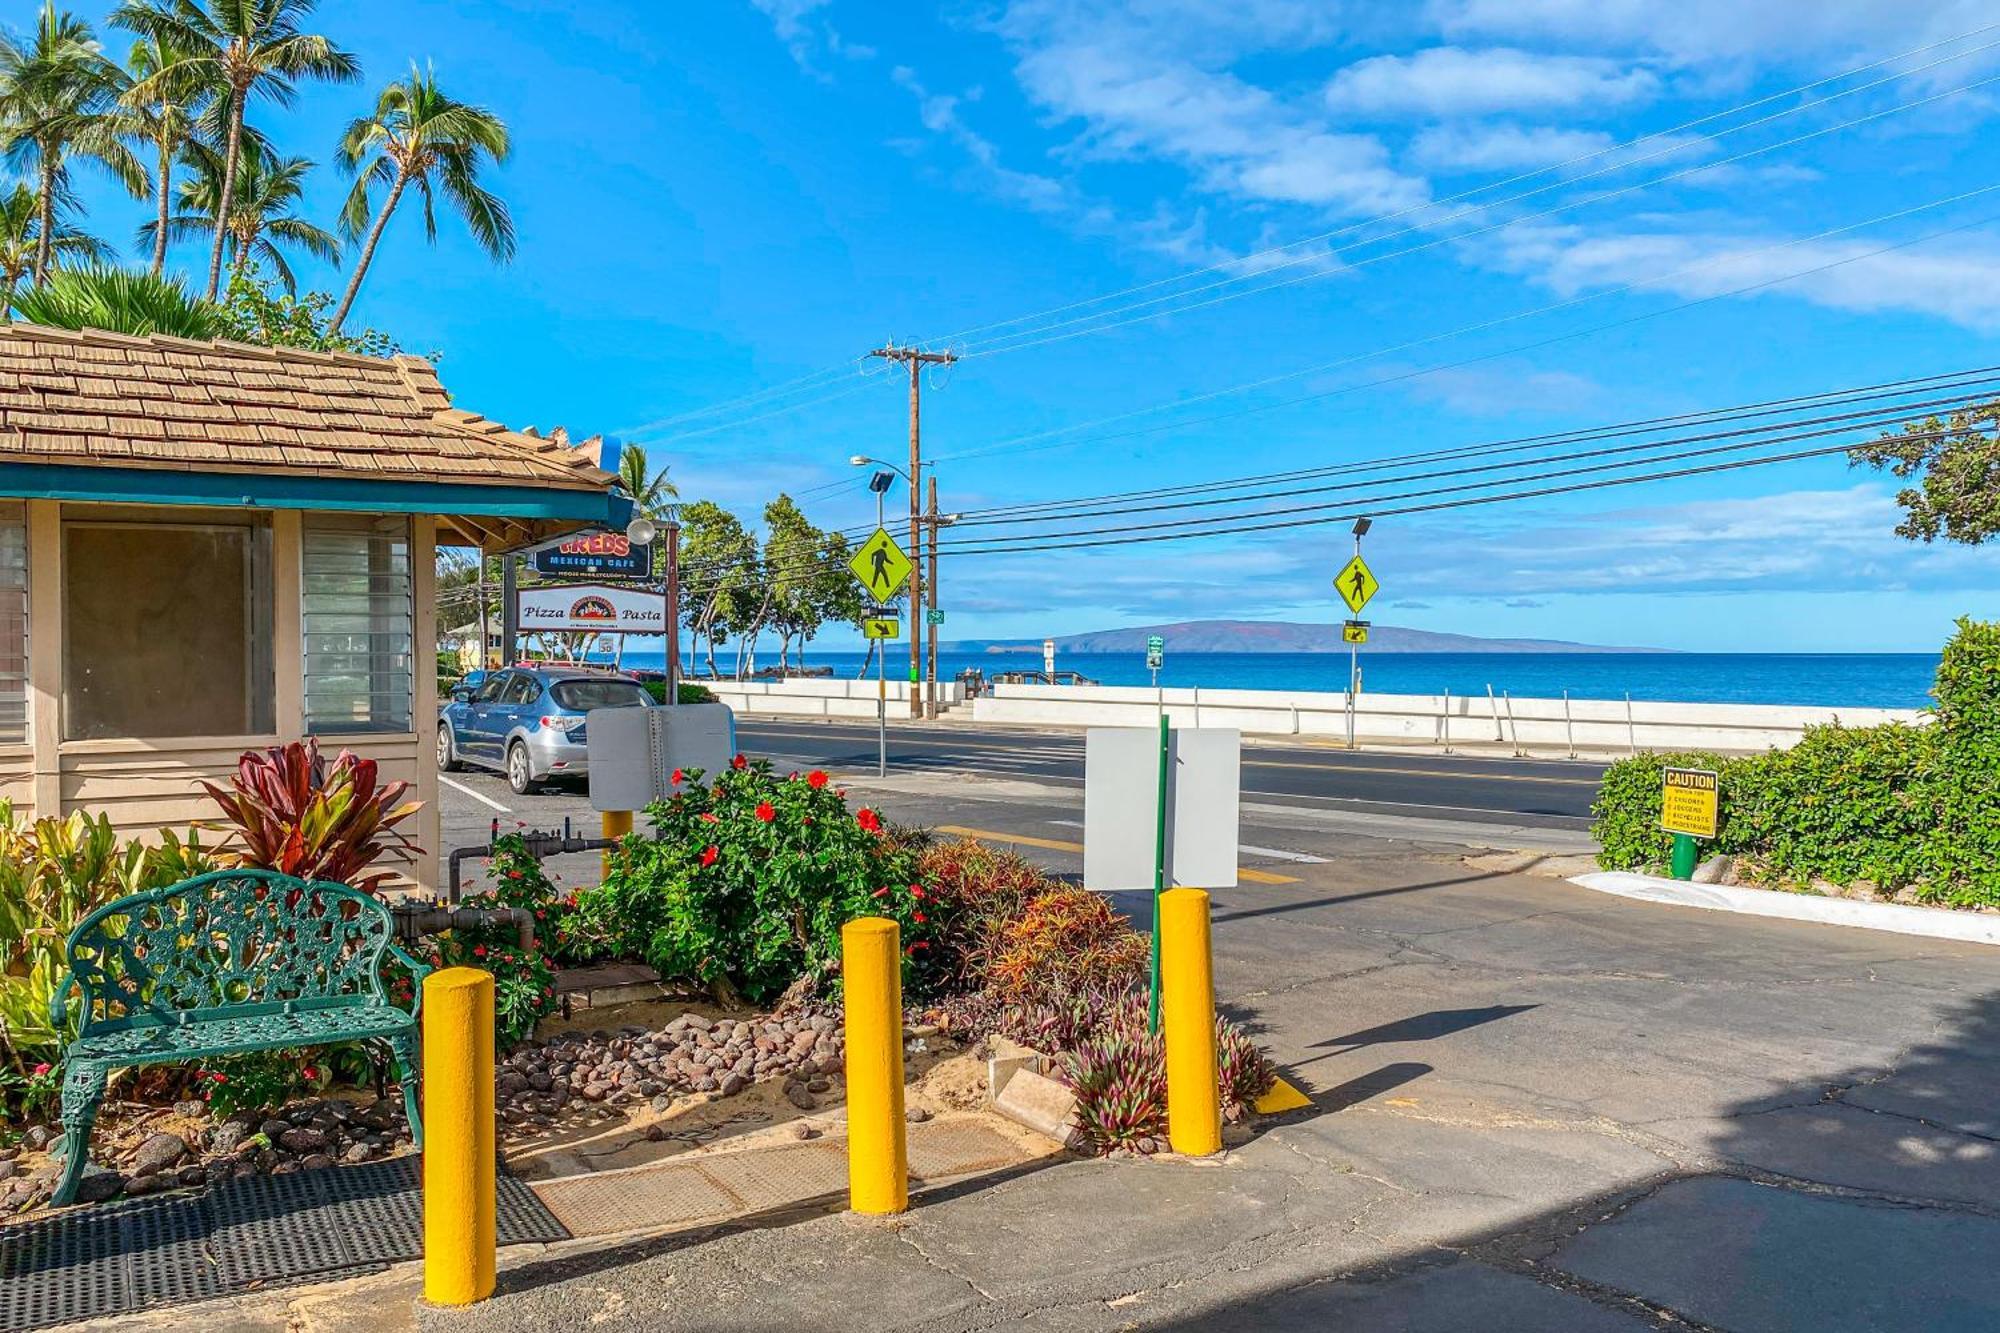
[200,739,424,894]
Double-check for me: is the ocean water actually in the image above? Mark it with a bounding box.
[603,647,1942,710]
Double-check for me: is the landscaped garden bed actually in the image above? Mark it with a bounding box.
[0,743,1280,1214]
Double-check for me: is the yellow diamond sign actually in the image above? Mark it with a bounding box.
[1335,555,1378,614]
[849,528,912,601]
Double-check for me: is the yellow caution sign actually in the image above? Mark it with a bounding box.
[1342,621,1369,644]
[862,617,901,640]
[1334,555,1378,614]
[1661,766,1719,839]
[849,528,913,601]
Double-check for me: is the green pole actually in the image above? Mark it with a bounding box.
[1670,833,1699,880]
[1149,712,1169,1034]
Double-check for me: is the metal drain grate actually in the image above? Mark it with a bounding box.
[0,1157,568,1331]
[908,1120,1032,1182]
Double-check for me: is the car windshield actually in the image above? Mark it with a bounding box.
[550,679,649,711]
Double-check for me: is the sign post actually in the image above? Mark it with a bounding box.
[1661,766,1719,880]
[1146,634,1164,687]
[1043,638,1057,680]
[1335,542,1379,750]
[849,527,913,777]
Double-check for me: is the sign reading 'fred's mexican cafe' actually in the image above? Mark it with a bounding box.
[1660,766,1720,839]
[518,584,665,633]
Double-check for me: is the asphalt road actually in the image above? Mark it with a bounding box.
[735,717,1604,834]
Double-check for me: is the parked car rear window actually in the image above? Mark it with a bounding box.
[551,679,649,711]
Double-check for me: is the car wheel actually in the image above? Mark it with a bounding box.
[436,724,461,772]
[506,742,534,795]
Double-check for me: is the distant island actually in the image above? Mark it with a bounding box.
[952,619,1663,655]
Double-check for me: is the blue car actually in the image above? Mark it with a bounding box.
[437,666,652,794]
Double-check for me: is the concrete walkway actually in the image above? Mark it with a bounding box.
[396,829,2000,1332]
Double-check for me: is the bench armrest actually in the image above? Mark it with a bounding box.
[47,972,71,1030]
[385,942,433,1017]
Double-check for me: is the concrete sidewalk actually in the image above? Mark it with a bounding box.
[403,844,2000,1332]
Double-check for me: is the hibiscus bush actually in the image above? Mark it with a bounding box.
[585,759,935,1003]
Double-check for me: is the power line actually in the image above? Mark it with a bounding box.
[934,188,2000,466]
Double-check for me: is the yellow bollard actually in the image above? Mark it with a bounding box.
[1161,888,1222,1157]
[601,809,633,878]
[423,967,496,1307]
[842,916,907,1214]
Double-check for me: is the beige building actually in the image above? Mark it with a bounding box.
[0,323,629,892]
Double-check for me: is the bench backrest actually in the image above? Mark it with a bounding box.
[63,868,401,1036]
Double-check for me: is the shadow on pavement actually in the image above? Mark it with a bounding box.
[1308,1005,1540,1056]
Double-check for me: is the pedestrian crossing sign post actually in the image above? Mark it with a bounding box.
[1343,621,1369,644]
[849,528,913,601]
[1334,555,1378,614]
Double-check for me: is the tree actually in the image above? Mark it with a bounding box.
[10,263,225,337]
[151,137,336,293]
[676,500,757,679]
[0,182,109,316]
[0,2,144,284]
[331,62,512,332]
[215,260,397,354]
[116,29,208,276]
[740,494,821,675]
[1851,401,2000,545]
[617,443,678,520]
[116,0,356,300]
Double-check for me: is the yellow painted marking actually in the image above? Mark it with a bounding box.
[1253,1077,1314,1114]
[932,826,1300,884]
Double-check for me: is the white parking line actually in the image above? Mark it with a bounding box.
[441,775,510,813]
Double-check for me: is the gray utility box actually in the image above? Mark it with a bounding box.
[1083,727,1241,891]
[587,702,737,812]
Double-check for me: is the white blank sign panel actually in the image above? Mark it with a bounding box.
[1083,727,1241,891]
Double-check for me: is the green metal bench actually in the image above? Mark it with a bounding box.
[48,868,431,1206]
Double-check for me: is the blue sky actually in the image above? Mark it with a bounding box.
[42,0,2000,652]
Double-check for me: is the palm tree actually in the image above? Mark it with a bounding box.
[9,263,224,338]
[0,3,144,284]
[115,0,356,300]
[117,30,210,276]
[0,182,110,317]
[331,63,513,332]
[617,444,679,519]
[149,137,336,293]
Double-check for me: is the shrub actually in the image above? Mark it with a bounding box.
[1927,617,2000,904]
[193,1051,332,1119]
[639,680,719,705]
[588,762,930,1003]
[200,739,423,893]
[980,889,1149,1006]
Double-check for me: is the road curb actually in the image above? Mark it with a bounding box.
[1569,870,2000,947]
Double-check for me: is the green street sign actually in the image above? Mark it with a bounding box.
[926,609,945,626]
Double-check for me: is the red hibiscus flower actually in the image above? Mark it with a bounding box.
[731,754,748,770]
[473,945,488,959]
[856,808,881,833]
[912,911,926,925]
[910,885,925,900]
[755,801,776,822]
[671,768,685,784]
[31,1063,49,1076]
[807,770,829,789]
[699,811,720,824]
[700,845,720,867]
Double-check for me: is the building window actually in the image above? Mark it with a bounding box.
[0,505,25,745]
[63,517,274,741]
[303,516,413,734]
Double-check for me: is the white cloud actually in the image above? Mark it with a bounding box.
[1412,122,1616,171]
[1394,361,1605,414]
[749,0,873,74]
[1484,220,2000,332]
[995,2,1433,220]
[1326,47,1657,117]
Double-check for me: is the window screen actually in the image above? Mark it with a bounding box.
[302,516,413,734]
[0,506,25,744]
[63,518,274,740]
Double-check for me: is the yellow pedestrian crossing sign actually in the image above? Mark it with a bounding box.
[862,617,900,640]
[1335,555,1378,614]
[849,528,912,601]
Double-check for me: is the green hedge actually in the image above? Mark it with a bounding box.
[641,680,717,705]
[1591,618,2000,906]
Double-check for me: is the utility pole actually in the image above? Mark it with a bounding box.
[926,477,940,720]
[868,343,956,718]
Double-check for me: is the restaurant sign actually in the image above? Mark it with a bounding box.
[518,584,665,634]
[531,531,651,577]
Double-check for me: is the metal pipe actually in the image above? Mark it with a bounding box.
[447,833,616,903]
[1486,684,1505,742]
[1563,690,1575,759]
[1626,691,1638,755]
[1502,690,1524,757]
[1442,688,1451,754]
[393,902,538,954]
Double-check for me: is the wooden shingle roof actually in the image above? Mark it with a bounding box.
[0,322,617,494]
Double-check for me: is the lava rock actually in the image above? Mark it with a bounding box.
[300,1153,335,1171]
[74,1168,125,1203]
[176,1164,206,1187]
[277,1127,329,1155]
[905,1106,932,1124]
[208,1119,253,1156]
[22,1125,51,1152]
[785,1085,816,1111]
[128,1132,188,1177]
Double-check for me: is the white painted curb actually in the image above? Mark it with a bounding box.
[1570,871,2000,947]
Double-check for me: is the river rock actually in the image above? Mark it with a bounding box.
[128,1132,187,1177]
